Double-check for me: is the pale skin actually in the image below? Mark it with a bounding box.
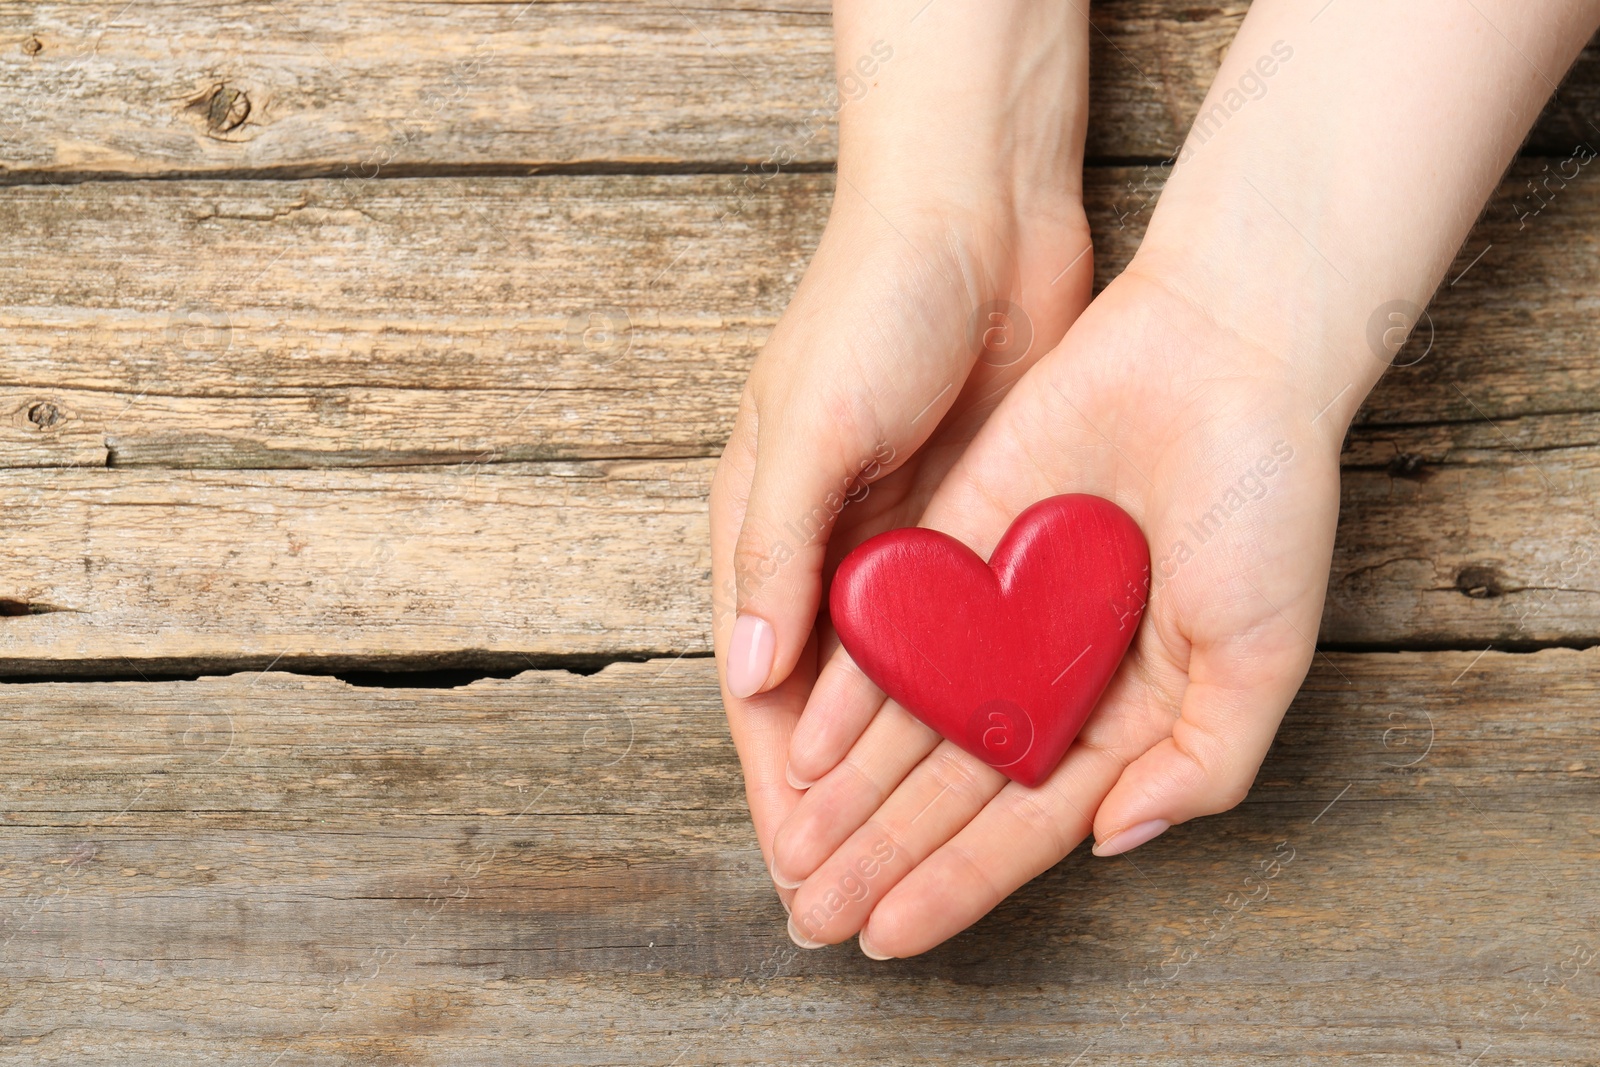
[710,0,1600,958]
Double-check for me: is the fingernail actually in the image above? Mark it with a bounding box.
[858,932,893,961]
[784,762,814,791]
[787,915,825,950]
[779,895,791,916]
[770,858,802,891]
[1092,819,1170,857]
[727,615,775,699]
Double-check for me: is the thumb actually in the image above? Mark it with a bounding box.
[726,396,900,699]
[1089,636,1313,856]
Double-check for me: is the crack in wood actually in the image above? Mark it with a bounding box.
[0,599,82,618]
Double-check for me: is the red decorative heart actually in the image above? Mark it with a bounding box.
[829,495,1150,788]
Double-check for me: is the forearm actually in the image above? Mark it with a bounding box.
[1133,0,1600,421]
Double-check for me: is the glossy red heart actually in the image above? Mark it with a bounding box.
[829,494,1150,788]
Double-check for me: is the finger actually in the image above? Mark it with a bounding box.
[770,701,940,888]
[730,631,819,858]
[726,200,998,700]
[728,374,903,699]
[787,741,1007,948]
[785,645,887,788]
[789,651,1167,952]
[1090,629,1314,855]
[857,745,1120,959]
[852,656,1177,958]
[710,402,809,893]
[710,391,759,647]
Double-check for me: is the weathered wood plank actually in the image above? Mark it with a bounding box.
[0,653,1595,1063]
[0,461,711,674]
[4,451,1599,667]
[0,173,797,470]
[1325,448,1600,649]
[0,0,840,177]
[6,161,1600,471]
[0,2,1593,183]
[5,438,1600,670]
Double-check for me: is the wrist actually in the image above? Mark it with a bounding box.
[1128,190,1395,432]
[1120,0,1598,433]
[829,0,1089,221]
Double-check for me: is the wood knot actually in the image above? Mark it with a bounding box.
[22,35,43,56]
[27,401,64,429]
[1386,453,1433,481]
[189,82,252,136]
[1455,564,1506,599]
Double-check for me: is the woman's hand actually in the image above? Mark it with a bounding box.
[771,265,1343,953]
[710,0,1094,889]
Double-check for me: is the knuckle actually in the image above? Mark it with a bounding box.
[923,746,993,806]
[859,818,910,870]
[731,519,777,570]
[1002,786,1074,858]
[730,518,795,600]
[817,381,882,453]
[1208,770,1257,813]
[833,755,892,812]
[940,837,1004,901]
[760,372,888,482]
[1169,720,1255,814]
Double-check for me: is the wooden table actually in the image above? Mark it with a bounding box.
[2,3,1597,1062]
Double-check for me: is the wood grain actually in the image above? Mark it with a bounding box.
[0,653,1594,1063]
[6,162,1600,472]
[0,2,1594,183]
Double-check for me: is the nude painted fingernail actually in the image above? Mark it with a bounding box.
[858,932,893,961]
[727,615,775,698]
[1092,819,1170,857]
[770,858,802,891]
[787,915,824,949]
[784,762,814,791]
